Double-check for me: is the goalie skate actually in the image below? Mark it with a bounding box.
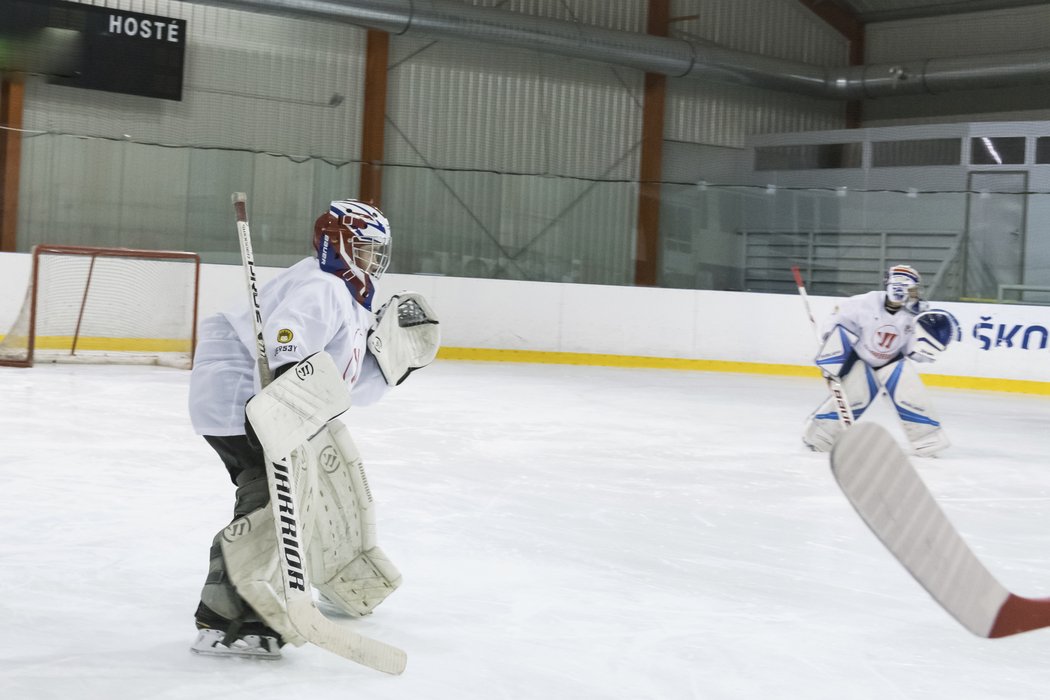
[190,628,282,660]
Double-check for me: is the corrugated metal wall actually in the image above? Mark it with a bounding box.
[664,0,848,147]
[13,0,851,285]
[18,0,368,265]
[863,4,1050,125]
[382,5,646,284]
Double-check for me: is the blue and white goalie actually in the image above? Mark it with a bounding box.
[802,265,957,457]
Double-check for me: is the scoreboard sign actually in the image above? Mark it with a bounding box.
[1,0,186,101]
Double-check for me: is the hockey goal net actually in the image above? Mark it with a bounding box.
[0,245,200,368]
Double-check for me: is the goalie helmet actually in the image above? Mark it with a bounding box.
[883,264,921,307]
[313,200,392,285]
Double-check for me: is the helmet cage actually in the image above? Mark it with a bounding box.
[337,213,390,280]
[315,200,391,283]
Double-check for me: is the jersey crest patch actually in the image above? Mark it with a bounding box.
[874,325,898,350]
[277,328,294,343]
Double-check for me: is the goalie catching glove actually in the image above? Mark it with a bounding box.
[368,292,440,386]
[908,309,960,363]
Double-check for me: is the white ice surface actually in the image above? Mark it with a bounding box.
[2,360,1050,700]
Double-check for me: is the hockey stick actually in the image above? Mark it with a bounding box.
[231,192,407,674]
[830,422,1050,638]
[232,193,273,388]
[791,266,854,427]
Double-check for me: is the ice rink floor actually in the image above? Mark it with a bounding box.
[3,359,1050,700]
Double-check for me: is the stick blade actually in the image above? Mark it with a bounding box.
[989,593,1050,638]
[830,423,1011,637]
[288,599,407,674]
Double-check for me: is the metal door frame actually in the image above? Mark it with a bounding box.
[963,170,1028,300]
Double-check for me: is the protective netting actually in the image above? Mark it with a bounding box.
[8,0,1050,302]
[0,246,199,367]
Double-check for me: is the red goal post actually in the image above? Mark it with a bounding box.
[0,244,201,368]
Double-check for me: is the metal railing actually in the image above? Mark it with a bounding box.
[997,284,1050,305]
[739,230,962,299]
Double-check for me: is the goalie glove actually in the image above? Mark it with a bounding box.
[815,324,859,380]
[908,309,960,363]
[367,292,440,386]
[245,352,352,457]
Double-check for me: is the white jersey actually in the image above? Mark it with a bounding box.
[189,257,389,436]
[824,290,919,369]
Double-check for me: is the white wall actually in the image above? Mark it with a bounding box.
[2,252,1049,385]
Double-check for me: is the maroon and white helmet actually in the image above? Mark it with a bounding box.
[313,199,391,284]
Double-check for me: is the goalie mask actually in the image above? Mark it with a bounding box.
[314,200,391,309]
[884,264,921,308]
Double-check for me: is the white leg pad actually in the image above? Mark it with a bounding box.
[220,501,305,646]
[803,361,879,451]
[221,447,318,647]
[875,360,950,456]
[911,429,951,457]
[223,423,401,631]
[316,547,403,617]
[306,420,401,616]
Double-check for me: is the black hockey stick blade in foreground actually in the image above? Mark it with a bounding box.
[830,423,1050,638]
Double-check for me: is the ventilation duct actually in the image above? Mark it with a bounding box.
[197,0,1050,100]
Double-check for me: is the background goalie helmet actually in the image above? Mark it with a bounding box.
[884,264,921,308]
[314,200,392,285]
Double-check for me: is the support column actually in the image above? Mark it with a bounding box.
[797,0,865,127]
[634,0,669,287]
[359,29,389,207]
[0,75,25,252]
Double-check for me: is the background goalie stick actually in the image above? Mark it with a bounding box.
[830,422,1050,638]
[232,192,408,674]
[791,266,854,427]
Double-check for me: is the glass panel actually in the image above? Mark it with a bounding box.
[754,143,862,171]
[965,172,1026,300]
[15,131,1050,303]
[871,138,960,167]
[18,127,1050,303]
[970,136,1026,165]
[1036,137,1050,164]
